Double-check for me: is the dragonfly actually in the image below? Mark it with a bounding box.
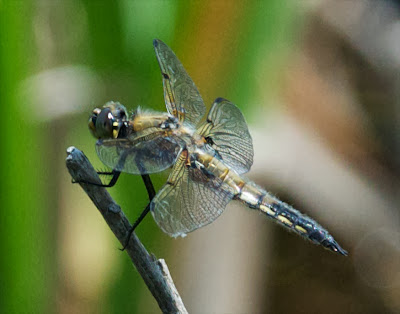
[86,39,347,255]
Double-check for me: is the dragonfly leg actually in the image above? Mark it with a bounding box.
[121,174,156,250]
[96,171,114,175]
[74,149,130,187]
[73,170,121,187]
[121,203,151,251]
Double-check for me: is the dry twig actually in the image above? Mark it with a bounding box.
[65,146,187,314]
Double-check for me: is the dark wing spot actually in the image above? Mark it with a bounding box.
[205,137,214,145]
[215,97,227,103]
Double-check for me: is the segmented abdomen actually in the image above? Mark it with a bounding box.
[195,150,347,255]
[236,180,347,255]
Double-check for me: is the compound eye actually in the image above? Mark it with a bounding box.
[114,106,127,120]
[93,108,114,139]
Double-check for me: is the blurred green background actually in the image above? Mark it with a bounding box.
[1,1,400,313]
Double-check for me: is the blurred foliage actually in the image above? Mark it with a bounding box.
[0,2,54,313]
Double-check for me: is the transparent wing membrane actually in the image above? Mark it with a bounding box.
[95,136,182,174]
[153,39,206,126]
[197,98,254,174]
[151,151,233,237]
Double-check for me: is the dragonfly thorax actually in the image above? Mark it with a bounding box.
[159,115,179,130]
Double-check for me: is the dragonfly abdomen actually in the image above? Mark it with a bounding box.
[195,150,347,255]
[235,179,348,255]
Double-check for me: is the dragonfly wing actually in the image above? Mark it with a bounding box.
[153,39,206,126]
[151,150,233,237]
[197,97,254,174]
[95,136,182,174]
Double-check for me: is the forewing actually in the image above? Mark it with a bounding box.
[153,39,206,126]
[95,136,182,174]
[197,98,254,174]
[151,151,233,237]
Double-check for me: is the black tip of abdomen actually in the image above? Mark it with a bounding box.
[322,238,348,256]
[308,229,348,256]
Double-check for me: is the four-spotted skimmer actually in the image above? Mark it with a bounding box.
[87,39,347,255]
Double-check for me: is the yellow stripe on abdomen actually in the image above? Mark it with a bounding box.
[234,181,346,254]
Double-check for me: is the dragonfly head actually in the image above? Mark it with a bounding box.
[88,101,128,139]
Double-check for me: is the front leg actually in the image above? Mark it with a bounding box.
[121,174,156,250]
[73,169,121,187]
